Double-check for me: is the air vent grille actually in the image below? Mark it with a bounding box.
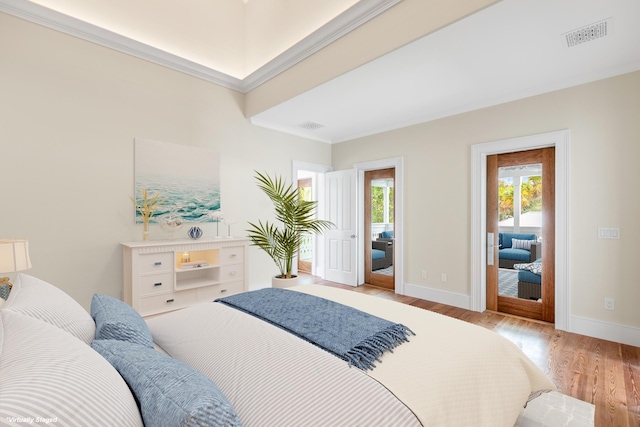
[563,18,612,48]
[297,121,325,131]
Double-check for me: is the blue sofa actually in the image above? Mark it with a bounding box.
[498,232,541,269]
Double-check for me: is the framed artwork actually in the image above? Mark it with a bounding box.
[134,138,220,223]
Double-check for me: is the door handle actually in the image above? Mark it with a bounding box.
[487,232,495,266]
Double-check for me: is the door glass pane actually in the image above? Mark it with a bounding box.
[370,177,394,277]
[498,164,542,300]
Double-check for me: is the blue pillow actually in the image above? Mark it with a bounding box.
[91,340,241,427]
[380,230,393,239]
[0,283,11,300]
[91,294,154,348]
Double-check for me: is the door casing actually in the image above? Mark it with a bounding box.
[354,157,404,293]
[471,130,570,331]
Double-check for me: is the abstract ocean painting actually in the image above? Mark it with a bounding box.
[134,139,221,224]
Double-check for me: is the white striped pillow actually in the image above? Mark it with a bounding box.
[512,239,535,250]
[2,274,95,344]
[0,310,143,426]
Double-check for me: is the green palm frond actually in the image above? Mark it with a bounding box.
[247,171,334,279]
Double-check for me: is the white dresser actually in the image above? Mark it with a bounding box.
[121,238,249,317]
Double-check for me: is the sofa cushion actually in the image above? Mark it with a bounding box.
[499,248,532,262]
[501,233,536,249]
[372,249,386,260]
[380,230,394,239]
[517,270,542,284]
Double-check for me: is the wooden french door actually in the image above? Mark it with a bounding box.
[364,168,395,289]
[486,148,555,323]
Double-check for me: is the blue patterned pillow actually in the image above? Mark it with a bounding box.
[91,294,153,348]
[91,340,241,427]
[0,283,10,300]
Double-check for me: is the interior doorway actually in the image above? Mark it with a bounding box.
[354,157,404,292]
[293,161,332,280]
[297,177,313,274]
[364,168,395,289]
[486,148,555,322]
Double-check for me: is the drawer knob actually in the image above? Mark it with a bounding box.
[220,289,227,293]
[229,271,237,276]
[229,253,237,257]
[154,282,163,287]
[154,261,162,266]
[166,299,174,303]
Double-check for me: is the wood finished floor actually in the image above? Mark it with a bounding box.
[300,275,640,427]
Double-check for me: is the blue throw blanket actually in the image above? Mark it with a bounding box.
[216,288,414,370]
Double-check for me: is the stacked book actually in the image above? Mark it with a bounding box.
[179,261,209,269]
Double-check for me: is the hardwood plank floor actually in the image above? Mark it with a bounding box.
[300,275,640,427]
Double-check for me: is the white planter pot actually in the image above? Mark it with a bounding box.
[272,275,298,288]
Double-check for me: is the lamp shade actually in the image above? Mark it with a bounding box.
[0,239,32,273]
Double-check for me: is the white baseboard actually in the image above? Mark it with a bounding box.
[403,283,471,310]
[569,315,640,348]
[402,283,640,348]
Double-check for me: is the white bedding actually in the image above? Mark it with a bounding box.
[146,285,556,427]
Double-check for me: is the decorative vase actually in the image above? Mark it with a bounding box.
[272,275,298,289]
[159,209,184,239]
[142,220,150,241]
[188,226,203,240]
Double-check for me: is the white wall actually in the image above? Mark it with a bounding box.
[0,13,331,309]
[332,71,640,336]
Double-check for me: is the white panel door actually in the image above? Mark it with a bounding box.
[324,169,357,286]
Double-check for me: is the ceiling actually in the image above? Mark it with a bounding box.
[3,0,639,144]
[252,0,640,142]
[19,0,361,79]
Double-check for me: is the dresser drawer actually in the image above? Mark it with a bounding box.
[220,264,244,282]
[138,252,174,274]
[220,247,244,265]
[139,289,197,316]
[139,273,174,296]
[197,281,245,302]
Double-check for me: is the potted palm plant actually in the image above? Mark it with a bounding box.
[246,171,333,287]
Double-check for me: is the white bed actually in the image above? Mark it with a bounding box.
[0,275,594,426]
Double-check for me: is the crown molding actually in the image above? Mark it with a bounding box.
[0,0,402,93]
[242,0,402,92]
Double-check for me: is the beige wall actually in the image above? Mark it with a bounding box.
[332,71,640,329]
[0,13,331,309]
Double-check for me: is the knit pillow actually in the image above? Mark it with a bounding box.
[91,294,154,348]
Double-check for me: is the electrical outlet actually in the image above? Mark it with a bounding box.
[604,298,614,310]
[441,273,448,283]
[421,270,427,280]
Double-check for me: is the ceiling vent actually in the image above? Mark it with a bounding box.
[563,18,612,48]
[297,120,325,131]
